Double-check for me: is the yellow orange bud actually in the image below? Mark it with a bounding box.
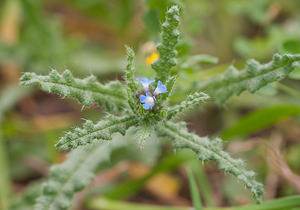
[146,52,159,66]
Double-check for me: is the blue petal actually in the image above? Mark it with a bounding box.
[136,78,155,86]
[154,81,168,94]
[158,81,168,92]
[160,88,168,93]
[136,78,148,84]
[148,78,155,83]
[143,104,150,110]
[140,95,146,103]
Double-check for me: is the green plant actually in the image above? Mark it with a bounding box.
[19,5,300,210]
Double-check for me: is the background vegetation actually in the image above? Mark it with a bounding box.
[1,0,300,209]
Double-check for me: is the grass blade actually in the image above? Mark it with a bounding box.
[88,195,300,210]
[221,105,300,140]
[88,197,190,210]
[187,166,203,210]
[0,131,10,210]
[188,160,215,206]
[232,195,300,210]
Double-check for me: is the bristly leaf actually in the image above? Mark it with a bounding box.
[135,124,153,149]
[198,54,300,104]
[55,115,138,150]
[35,140,125,210]
[167,92,209,120]
[125,46,139,113]
[152,5,180,83]
[10,181,41,210]
[20,69,126,111]
[125,46,137,92]
[161,76,177,101]
[157,121,264,203]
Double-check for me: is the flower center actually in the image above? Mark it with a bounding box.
[145,96,154,105]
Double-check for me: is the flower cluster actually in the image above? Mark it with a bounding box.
[136,78,168,110]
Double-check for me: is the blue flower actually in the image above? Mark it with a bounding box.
[140,92,155,110]
[136,78,155,91]
[154,81,168,95]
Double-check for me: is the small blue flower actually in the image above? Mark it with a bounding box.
[140,92,154,110]
[136,78,155,91]
[154,81,168,95]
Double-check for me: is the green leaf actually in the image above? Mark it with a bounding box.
[167,92,209,120]
[187,166,203,210]
[221,105,300,140]
[20,70,126,111]
[157,121,263,203]
[10,181,41,210]
[55,115,138,150]
[125,46,139,113]
[125,46,137,92]
[35,139,125,210]
[135,125,152,149]
[160,75,177,101]
[152,5,180,83]
[198,54,300,104]
[280,39,300,55]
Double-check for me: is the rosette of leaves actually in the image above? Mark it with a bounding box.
[20,5,300,210]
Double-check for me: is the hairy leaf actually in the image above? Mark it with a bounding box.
[20,70,126,111]
[161,76,177,101]
[152,5,180,83]
[125,46,137,92]
[35,140,124,210]
[167,92,209,120]
[55,115,138,150]
[125,46,139,113]
[157,122,264,203]
[135,125,153,149]
[10,182,41,210]
[198,54,300,103]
